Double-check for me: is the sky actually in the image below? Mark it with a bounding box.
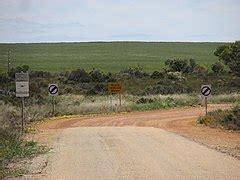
[0,0,239,43]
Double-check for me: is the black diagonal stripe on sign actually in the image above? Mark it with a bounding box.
[49,86,58,94]
[202,87,210,95]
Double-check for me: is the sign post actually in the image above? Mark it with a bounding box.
[15,72,29,132]
[201,85,211,115]
[108,82,123,112]
[48,84,58,115]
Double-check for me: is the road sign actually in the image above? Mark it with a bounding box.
[108,82,123,94]
[201,85,211,97]
[15,72,29,132]
[48,84,58,96]
[15,72,29,97]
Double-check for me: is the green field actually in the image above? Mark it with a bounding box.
[0,42,227,73]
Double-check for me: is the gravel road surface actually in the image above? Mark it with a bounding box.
[45,127,240,180]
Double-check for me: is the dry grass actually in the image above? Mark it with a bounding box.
[0,93,238,127]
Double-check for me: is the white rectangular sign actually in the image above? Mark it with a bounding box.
[16,72,29,97]
[16,82,29,97]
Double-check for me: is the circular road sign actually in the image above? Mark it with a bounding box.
[48,84,58,96]
[201,85,211,97]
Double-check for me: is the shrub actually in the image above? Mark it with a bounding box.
[150,71,165,79]
[89,69,108,82]
[214,41,240,77]
[165,59,189,73]
[29,71,51,78]
[166,72,186,81]
[119,65,148,78]
[143,81,190,95]
[198,106,240,130]
[68,69,91,83]
[0,128,48,178]
[188,58,197,73]
[211,62,225,74]
[86,83,106,95]
[0,73,10,84]
[8,65,29,79]
[136,97,154,104]
[192,65,208,75]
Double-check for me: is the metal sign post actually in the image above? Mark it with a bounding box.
[52,96,55,115]
[201,85,211,115]
[48,84,58,115]
[119,93,122,108]
[109,95,113,111]
[21,97,24,132]
[108,82,123,112]
[15,72,29,132]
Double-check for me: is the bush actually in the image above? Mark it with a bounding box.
[150,71,165,79]
[211,62,225,74]
[136,97,154,104]
[143,82,190,95]
[188,58,197,73]
[29,71,51,78]
[192,65,208,75]
[131,97,176,111]
[68,69,91,83]
[165,58,208,75]
[165,59,189,73]
[86,83,106,95]
[0,128,48,178]
[0,73,10,84]
[90,69,109,82]
[143,73,189,95]
[198,106,240,130]
[214,41,240,77]
[166,72,186,81]
[119,65,149,78]
[8,65,29,79]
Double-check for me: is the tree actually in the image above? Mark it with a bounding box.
[214,41,240,76]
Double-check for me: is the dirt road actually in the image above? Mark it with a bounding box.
[45,127,240,179]
[30,104,240,179]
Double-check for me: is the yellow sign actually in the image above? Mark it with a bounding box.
[108,82,123,94]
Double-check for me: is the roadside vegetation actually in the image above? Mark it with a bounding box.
[197,41,240,131]
[198,106,240,131]
[0,41,239,125]
[0,41,239,178]
[0,128,48,178]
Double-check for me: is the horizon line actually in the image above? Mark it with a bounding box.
[0,40,235,44]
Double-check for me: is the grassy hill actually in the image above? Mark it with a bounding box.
[0,42,227,73]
